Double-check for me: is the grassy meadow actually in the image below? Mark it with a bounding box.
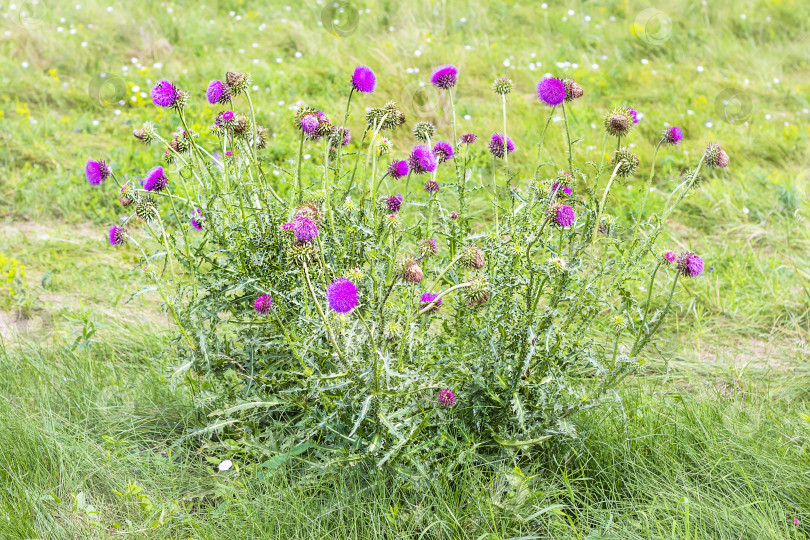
[1,0,810,537]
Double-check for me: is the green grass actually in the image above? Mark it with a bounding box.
[1,0,810,537]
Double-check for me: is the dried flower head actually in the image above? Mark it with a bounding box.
[118,184,134,207]
[225,71,251,95]
[536,77,566,106]
[461,245,486,269]
[704,143,730,168]
[604,106,635,137]
[402,260,424,283]
[564,78,584,102]
[430,64,458,89]
[133,122,155,144]
[418,238,438,258]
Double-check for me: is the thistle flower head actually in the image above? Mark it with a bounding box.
[550,180,572,198]
[461,245,486,269]
[327,278,359,313]
[351,65,376,93]
[151,79,182,108]
[626,107,640,124]
[705,143,730,168]
[402,260,424,283]
[424,180,440,194]
[292,217,318,243]
[420,292,443,313]
[548,256,566,273]
[253,294,273,314]
[460,133,477,145]
[413,121,435,142]
[388,159,409,180]
[206,80,230,104]
[489,132,515,159]
[328,126,351,149]
[430,64,458,89]
[677,251,704,277]
[549,203,575,228]
[663,126,684,145]
[133,122,155,144]
[118,183,134,207]
[135,196,157,221]
[385,193,403,213]
[536,77,566,106]
[662,250,677,264]
[604,106,635,137]
[433,141,454,163]
[467,276,490,306]
[300,113,319,136]
[612,147,640,177]
[492,77,513,95]
[408,145,438,175]
[225,71,251,95]
[384,213,400,230]
[418,238,438,258]
[108,225,127,246]
[85,159,110,186]
[437,388,456,407]
[190,208,204,230]
[375,136,392,155]
[564,78,584,102]
[143,166,168,192]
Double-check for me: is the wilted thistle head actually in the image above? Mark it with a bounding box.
[253,294,273,314]
[151,79,183,108]
[433,141,454,163]
[190,208,204,230]
[548,203,575,228]
[85,159,110,186]
[536,77,566,106]
[677,252,704,277]
[108,225,127,246]
[564,78,584,102]
[225,71,251,96]
[388,159,409,180]
[604,106,635,137]
[424,180,440,194]
[612,147,640,177]
[206,80,230,104]
[466,276,490,306]
[402,260,424,283]
[118,184,134,207]
[492,77,513,95]
[460,133,477,145]
[489,133,515,159]
[133,122,155,144]
[351,65,376,93]
[430,64,458,89]
[256,125,271,149]
[663,126,684,145]
[408,145,438,175]
[704,143,730,168]
[460,245,486,269]
[295,202,322,222]
[437,388,456,407]
[413,121,435,142]
[143,166,168,192]
[418,238,438,258]
[661,250,677,264]
[135,196,157,221]
[385,193,403,213]
[420,292,443,313]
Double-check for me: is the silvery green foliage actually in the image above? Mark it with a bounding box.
[96,71,711,468]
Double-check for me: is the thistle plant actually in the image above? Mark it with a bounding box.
[84,62,723,468]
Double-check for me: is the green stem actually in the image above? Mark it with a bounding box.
[294,130,306,206]
[632,138,664,243]
[561,102,573,171]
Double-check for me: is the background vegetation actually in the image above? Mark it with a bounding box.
[1,0,809,537]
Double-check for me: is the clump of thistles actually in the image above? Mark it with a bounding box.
[489,133,515,159]
[492,77,513,95]
[612,148,640,177]
[292,217,318,243]
[85,159,110,186]
[536,77,566,106]
[433,141,454,163]
[677,252,704,277]
[351,65,376,93]
[549,204,576,228]
[388,160,409,180]
[143,166,168,192]
[420,293,442,313]
[437,388,456,407]
[663,126,684,145]
[327,278,359,313]
[409,145,438,174]
[108,225,127,246]
[430,64,458,89]
[253,294,273,314]
[704,143,730,168]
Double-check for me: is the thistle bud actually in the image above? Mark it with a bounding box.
[384,213,400,230]
[413,121,435,142]
[133,122,155,144]
[347,267,365,282]
[704,143,730,168]
[661,250,677,264]
[118,183,135,207]
[492,77,513,95]
[548,257,566,273]
[610,315,628,331]
[460,245,486,269]
[135,196,158,221]
[375,136,392,155]
[418,239,438,258]
[466,277,490,306]
[612,147,640,177]
[225,71,251,96]
[287,242,317,266]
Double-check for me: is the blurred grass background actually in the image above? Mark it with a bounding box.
[1,0,810,538]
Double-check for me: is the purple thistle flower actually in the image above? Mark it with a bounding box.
[108,225,126,246]
[388,159,409,180]
[437,388,456,407]
[317,110,330,124]
[327,277,358,313]
[351,65,376,93]
[85,159,110,186]
[408,145,438,175]
[677,252,704,278]
[430,64,458,89]
[292,217,318,243]
[386,193,403,213]
[626,107,639,124]
[551,182,572,198]
[281,222,293,231]
[420,292,443,313]
[663,126,684,145]
[551,204,575,228]
[151,79,180,108]
[254,294,273,314]
[662,250,677,264]
[536,77,566,106]
[190,208,203,230]
[300,114,319,135]
[433,141,454,163]
[489,133,515,159]
[143,166,168,192]
[424,180,440,194]
[206,80,228,104]
[460,133,477,145]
